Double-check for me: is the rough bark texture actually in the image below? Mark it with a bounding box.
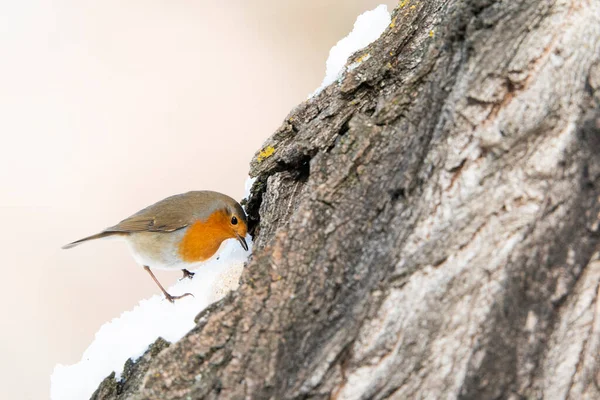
[94,0,600,399]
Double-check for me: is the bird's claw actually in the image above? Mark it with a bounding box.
[164,292,194,303]
[180,269,195,280]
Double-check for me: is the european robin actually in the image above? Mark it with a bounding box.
[63,191,249,302]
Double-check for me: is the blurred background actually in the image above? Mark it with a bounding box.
[0,1,395,398]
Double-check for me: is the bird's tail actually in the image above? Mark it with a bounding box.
[62,231,118,249]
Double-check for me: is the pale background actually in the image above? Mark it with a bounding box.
[0,1,395,398]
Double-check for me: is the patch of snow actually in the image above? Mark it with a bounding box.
[311,4,391,96]
[244,176,257,201]
[50,236,251,400]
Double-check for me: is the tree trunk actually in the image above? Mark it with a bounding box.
[93,1,600,399]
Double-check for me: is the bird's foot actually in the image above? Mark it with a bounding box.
[180,269,195,280]
[164,292,194,303]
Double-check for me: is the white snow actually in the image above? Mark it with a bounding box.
[50,237,251,400]
[244,176,257,199]
[311,4,391,96]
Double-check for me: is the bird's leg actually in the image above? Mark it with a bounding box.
[181,269,195,280]
[143,266,193,303]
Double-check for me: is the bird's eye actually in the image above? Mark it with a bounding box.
[231,216,238,225]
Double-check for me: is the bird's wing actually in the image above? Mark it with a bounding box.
[106,205,192,233]
[106,214,189,233]
[62,212,188,249]
[104,194,203,233]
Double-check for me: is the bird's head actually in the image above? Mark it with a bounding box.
[224,205,248,251]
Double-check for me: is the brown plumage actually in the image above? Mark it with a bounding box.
[63,191,249,302]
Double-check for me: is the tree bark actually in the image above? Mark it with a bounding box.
[94,1,600,399]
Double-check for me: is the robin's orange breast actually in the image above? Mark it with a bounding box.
[178,210,233,263]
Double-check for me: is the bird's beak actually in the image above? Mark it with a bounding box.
[236,235,249,251]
